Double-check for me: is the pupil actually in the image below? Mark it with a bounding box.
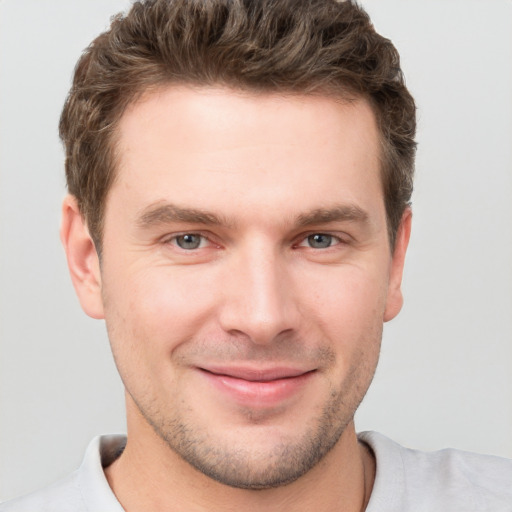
[177,234,200,249]
[309,234,332,248]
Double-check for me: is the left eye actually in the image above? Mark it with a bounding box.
[302,233,338,249]
[172,234,207,250]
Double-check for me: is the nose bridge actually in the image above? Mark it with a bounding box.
[219,236,296,344]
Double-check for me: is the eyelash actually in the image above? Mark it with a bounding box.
[165,233,212,250]
[164,231,346,251]
[295,233,343,250]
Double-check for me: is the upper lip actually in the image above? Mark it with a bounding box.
[198,365,314,382]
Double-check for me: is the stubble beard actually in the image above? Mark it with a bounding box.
[129,344,380,490]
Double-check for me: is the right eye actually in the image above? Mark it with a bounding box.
[170,234,209,250]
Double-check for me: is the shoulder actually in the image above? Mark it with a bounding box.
[0,471,85,512]
[359,431,512,512]
[0,435,126,512]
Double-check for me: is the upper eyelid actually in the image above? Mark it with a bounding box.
[162,230,211,241]
[296,233,342,247]
[159,230,350,247]
[163,233,214,253]
[293,230,349,244]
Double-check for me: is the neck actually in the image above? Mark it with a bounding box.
[105,414,375,512]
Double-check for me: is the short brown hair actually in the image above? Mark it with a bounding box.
[60,0,416,253]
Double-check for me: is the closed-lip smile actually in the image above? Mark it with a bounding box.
[197,365,316,406]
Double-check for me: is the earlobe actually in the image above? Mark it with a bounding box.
[383,208,412,322]
[60,195,105,319]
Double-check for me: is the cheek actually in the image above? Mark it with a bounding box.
[103,265,219,359]
[298,263,386,383]
[304,263,389,334]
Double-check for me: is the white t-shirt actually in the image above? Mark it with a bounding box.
[1,432,511,511]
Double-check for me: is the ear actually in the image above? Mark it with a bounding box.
[60,195,104,319]
[384,208,412,322]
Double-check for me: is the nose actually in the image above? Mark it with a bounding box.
[218,241,299,345]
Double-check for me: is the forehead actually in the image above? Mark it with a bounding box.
[118,86,378,156]
[110,86,383,224]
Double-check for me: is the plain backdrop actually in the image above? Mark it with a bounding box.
[1,0,511,502]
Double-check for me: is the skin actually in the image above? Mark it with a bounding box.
[61,86,411,512]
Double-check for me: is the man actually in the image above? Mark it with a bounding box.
[1,0,511,510]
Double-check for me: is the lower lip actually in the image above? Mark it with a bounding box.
[199,370,314,407]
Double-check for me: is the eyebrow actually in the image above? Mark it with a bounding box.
[137,202,232,228]
[136,201,369,230]
[295,205,369,227]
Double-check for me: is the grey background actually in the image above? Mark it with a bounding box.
[1,0,511,502]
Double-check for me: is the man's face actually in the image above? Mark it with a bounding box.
[69,86,409,489]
